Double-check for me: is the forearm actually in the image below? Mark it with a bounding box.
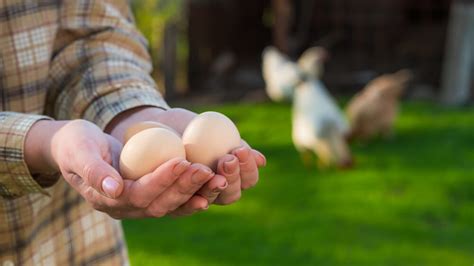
[24,120,68,174]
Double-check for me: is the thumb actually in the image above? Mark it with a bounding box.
[75,152,124,199]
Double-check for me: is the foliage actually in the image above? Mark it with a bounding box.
[132,0,184,56]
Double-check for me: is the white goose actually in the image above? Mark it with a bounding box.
[262,46,353,168]
[294,48,352,168]
[262,47,303,102]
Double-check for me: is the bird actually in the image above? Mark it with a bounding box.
[262,47,303,102]
[292,75,353,169]
[346,69,413,141]
[297,46,329,80]
[262,46,352,168]
[293,47,352,168]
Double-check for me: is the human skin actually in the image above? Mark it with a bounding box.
[105,106,267,206]
[24,119,219,218]
[23,107,265,218]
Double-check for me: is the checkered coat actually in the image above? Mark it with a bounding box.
[0,0,169,265]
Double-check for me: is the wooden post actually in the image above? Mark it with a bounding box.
[440,0,474,105]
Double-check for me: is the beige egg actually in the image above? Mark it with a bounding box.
[124,121,178,143]
[182,111,241,170]
[120,128,185,180]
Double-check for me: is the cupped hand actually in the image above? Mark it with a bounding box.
[50,119,221,219]
[82,158,220,219]
[50,119,125,199]
[105,106,267,209]
[148,108,267,205]
[213,142,266,205]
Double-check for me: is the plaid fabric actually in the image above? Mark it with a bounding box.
[0,112,52,197]
[0,0,169,264]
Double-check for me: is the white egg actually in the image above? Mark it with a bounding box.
[182,111,241,170]
[120,128,185,180]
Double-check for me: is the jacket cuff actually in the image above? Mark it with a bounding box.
[0,112,53,198]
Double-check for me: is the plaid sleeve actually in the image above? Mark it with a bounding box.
[46,0,169,130]
[0,112,52,198]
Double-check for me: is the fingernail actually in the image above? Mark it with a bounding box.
[192,168,213,184]
[256,151,267,166]
[219,181,228,190]
[236,148,250,162]
[212,181,228,193]
[202,205,209,210]
[224,158,237,174]
[173,160,190,176]
[102,177,119,198]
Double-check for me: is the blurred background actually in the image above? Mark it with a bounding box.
[124,0,474,265]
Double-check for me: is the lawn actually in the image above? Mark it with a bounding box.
[123,101,474,266]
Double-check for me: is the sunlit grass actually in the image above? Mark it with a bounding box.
[123,101,474,266]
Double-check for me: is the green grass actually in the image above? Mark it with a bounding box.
[123,102,474,266]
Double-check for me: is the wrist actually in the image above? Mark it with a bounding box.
[25,120,68,174]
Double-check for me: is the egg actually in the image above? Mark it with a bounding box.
[182,111,241,170]
[120,128,185,180]
[124,121,178,143]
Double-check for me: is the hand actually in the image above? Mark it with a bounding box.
[105,107,226,205]
[213,142,266,205]
[146,108,267,205]
[78,158,222,219]
[105,106,266,208]
[49,119,125,199]
[31,119,220,219]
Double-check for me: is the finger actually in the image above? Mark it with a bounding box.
[87,192,149,219]
[128,158,190,208]
[72,147,124,199]
[214,155,242,205]
[86,179,171,219]
[64,163,150,219]
[251,149,267,167]
[216,154,241,184]
[146,164,214,216]
[196,174,228,204]
[63,173,131,217]
[240,139,250,148]
[169,195,209,217]
[241,139,266,167]
[233,147,259,190]
[105,134,123,171]
[108,206,149,219]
